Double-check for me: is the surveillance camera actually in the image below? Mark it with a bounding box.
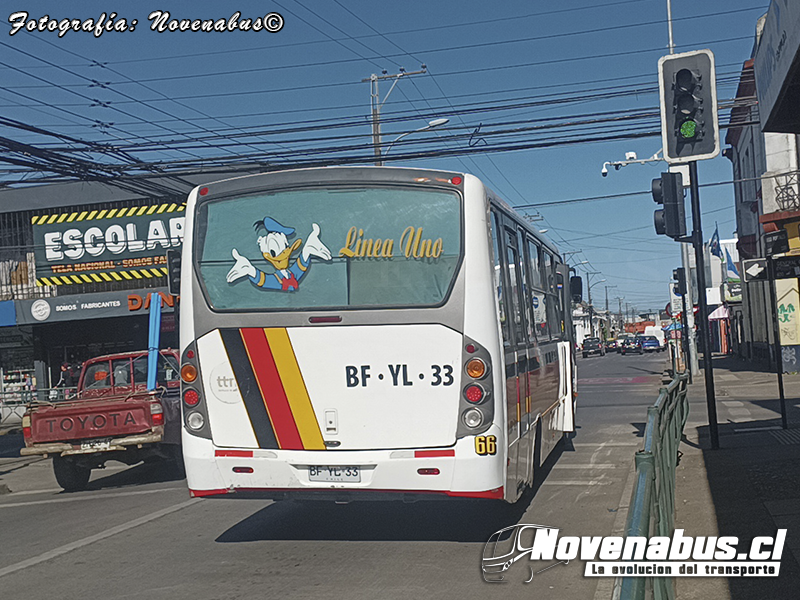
[625,151,638,161]
[601,166,608,177]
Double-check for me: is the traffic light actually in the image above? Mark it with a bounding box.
[166,249,181,296]
[658,49,719,163]
[673,267,687,295]
[652,171,686,239]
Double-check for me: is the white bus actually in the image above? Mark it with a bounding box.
[177,166,577,503]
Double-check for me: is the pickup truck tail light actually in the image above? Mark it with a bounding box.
[150,402,164,426]
[22,414,31,440]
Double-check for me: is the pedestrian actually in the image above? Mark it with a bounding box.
[55,362,76,388]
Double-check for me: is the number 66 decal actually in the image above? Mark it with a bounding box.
[474,435,497,455]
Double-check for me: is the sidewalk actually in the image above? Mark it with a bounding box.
[674,354,800,600]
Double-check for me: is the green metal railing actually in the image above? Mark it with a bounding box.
[617,373,689,600]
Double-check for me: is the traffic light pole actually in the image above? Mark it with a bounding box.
[687,160,719,449]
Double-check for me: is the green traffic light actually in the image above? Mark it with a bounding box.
[679,119,697,139]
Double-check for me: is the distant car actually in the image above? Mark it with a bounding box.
[639,335,663,353]
[581,337,605,358]
[620,337,643,355]
[604,339,618,352]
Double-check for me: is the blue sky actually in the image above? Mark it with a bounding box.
[0,0,770,311]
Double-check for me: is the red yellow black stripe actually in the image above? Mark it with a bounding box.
[219,329,279,449]
[240,328,304,450]
[219,327,325,451]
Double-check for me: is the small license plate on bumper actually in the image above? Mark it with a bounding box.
[80,439,111,451]
[308,466,361,483]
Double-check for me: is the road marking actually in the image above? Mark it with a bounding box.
[578,376,653,385]
[553,464,618,469]
[2,488,63,497]
[540,480,614,486]
[734,425,782,433]
[572,442,640,447]
[0,486,184,509]
[0,497,200,578]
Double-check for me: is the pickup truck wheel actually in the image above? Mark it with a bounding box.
[53,457,91,492]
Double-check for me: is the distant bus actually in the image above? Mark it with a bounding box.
[177,166,577,503]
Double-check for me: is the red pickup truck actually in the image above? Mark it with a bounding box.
[21,349,181,491]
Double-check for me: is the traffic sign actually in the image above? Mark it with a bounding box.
[742,258,767,282]
[775,255,800,279]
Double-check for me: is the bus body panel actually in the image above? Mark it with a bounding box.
[196,329,259,448]
[193,324,463,452]
[288,324,462,450]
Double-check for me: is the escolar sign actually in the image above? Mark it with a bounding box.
[32,203,185,284]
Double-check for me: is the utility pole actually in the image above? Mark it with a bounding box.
[362,67,427,166]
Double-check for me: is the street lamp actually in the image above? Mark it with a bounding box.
[383,118,449,159]
[587,275,605,338]
[604,284,618,336]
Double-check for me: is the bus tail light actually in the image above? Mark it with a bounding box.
[183,389,200,407]
[464,384,485,404]
[187,412,205,430]
[417,468,440,475]
[456,336,494,439]
[181,364,198,383]
[150,402,164,425]
[466,358,486,379]
[181,342,211,440]
[462,408,484,429]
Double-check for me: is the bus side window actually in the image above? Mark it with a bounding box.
[505,230,526,347]
[490,211,510,345]
[517,228,534,343]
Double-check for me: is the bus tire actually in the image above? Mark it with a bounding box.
[53,456,91,492]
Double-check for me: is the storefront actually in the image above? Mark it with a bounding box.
[13,288,178,387]
[0,176,197,391]
[755,0,800,135]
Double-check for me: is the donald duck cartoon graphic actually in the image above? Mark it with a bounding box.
[226,217,332,291]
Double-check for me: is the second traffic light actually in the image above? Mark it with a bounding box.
[673,267,687,295]
[653,171,686,240]
[166,249,181,296]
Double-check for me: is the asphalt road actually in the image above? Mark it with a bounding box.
[0,350,670,600]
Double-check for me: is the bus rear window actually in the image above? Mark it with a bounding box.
[195,186,462,311]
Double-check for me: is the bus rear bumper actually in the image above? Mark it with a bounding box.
[183,425,505,501]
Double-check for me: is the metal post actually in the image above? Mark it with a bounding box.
[363,68,427,167]
[766,257,789,429]
[666,0,675,54]
[680,279,692,383]
[147,292,162,391]
[688,161,719,449]
[682,241,700,375]
[369,75,382,166]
